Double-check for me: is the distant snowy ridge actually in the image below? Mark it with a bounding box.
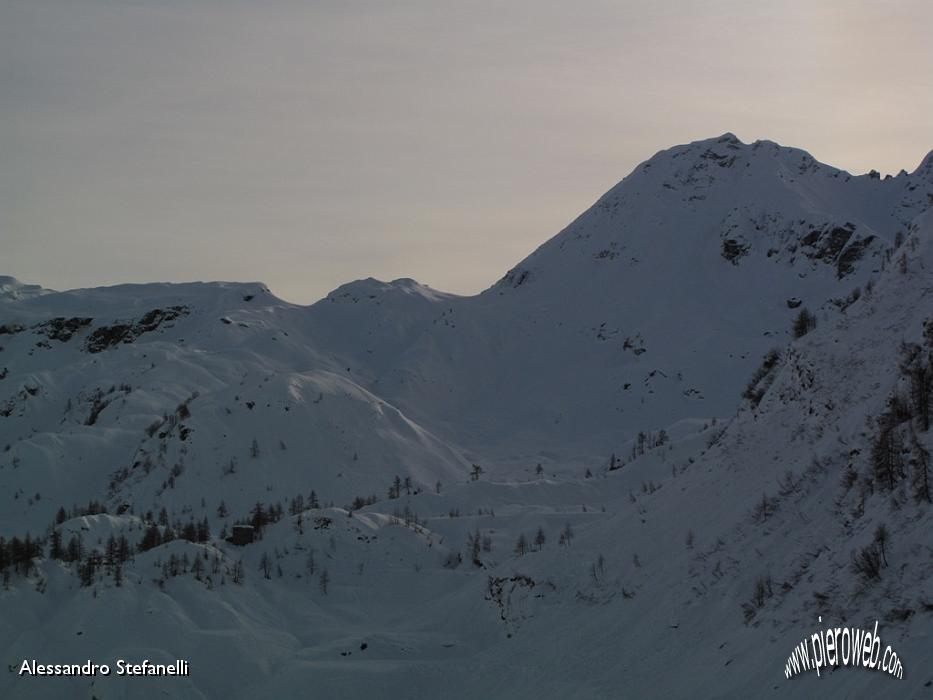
[0,276,53,303]
[0,136,931,699]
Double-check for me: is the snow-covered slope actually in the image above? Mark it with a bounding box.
[1,136,932,699]
[0,281,468,533]
[304,135,933,461]
[0,277,53,303]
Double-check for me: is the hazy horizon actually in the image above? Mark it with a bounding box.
[3,0,931,304]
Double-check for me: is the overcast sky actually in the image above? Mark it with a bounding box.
[2,0,931,303]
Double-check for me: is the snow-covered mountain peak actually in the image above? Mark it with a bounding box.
[0,276,54,303]
[495,134,931,295]
[323,277,457,305]
[2,135,933,700]
[913,148,933,181]
[635,132,827,180]
[0,280,282,328]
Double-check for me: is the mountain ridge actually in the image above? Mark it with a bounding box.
[1,135,932,699]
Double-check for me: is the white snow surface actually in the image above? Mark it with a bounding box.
[0,135,932,698]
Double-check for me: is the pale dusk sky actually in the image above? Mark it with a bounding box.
[2,0,931,302]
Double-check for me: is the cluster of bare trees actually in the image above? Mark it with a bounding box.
[869,343,932,503]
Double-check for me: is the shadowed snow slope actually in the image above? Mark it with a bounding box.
[0,136,932,699]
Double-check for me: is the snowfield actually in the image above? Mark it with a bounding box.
[1,135,932,698]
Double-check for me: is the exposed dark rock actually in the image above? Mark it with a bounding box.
[836,236,875,279]
[32,317,92,343]
[499,267,532,289]
[800,223,860,269]
[85,306,188,353]
[721,239,750,265]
